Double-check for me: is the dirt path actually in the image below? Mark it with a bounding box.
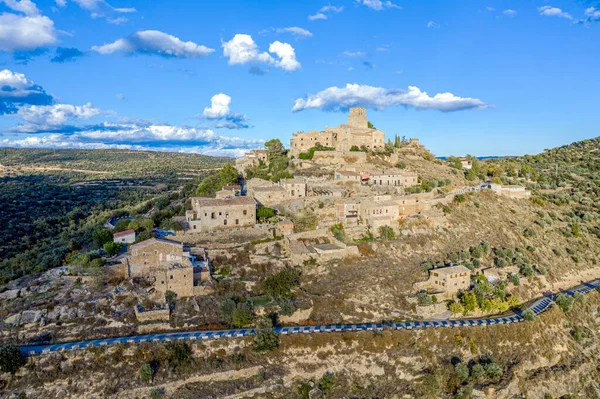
[115,365,264,398]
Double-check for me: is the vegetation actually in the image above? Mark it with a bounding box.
[196,164,239,197]
[245,139,292,182]
[0,345,26,374]
[263,267,301,299]
[253,316,279,352]
[298,144,335,160]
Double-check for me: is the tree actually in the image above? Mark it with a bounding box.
[253,316,279,352]
[92,228,113,248]
[417,291,433,305]
[367,121,375,129]
[232,303,254,327]
[449,301,464,314]
[166,342,192,368]
[0,345,26,374]
[264,267,301,299]
[264,139,286,162]
[555,293,574,312]
[139,362,154,382]
[103,241,122,257]
[522,309,535,322]
[377,225,396,240]
[220,298,236,326]
[113,219,131,232]
[461,292,477,313]
[165,290,177,304]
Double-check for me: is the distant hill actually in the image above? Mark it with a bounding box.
[0,148,231,179]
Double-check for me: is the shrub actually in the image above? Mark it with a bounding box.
[165,290,177,304]
[574,292,586,303]
[264,267,301,299]
[523,227,537,238]
[572,326,587,343]
[166,342,192,369]
[484,361,503,379]
[232,303,255,327]
[149,388,165,399]
[318,372,335,393]
[522,309,535,322]
[103,241,122,257]
[449,301,464,314]
[279,299,297,316]
[377,225,396,240]
[330,224,345,242]
[555,293,574,313]
[508,274,520,286]
[417,291,433,306]
[538,265,547,275]
[520,265,535,277]
[470,246,482,259]
[454,194,466,204]
[470,364,485,382]
[0,345,26,374]
[253,316,279,352]
[455,362,469,381]
[139,362,154,382]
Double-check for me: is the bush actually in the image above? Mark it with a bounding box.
[574,292,586,303]
[139,362,154,382]
[449,301,464,314]
[555,293,574,313]
[417,291,433,306]
[454,194,466,204]
[484,361,503,379]
[318,372,335,393]
[520,264,535,277]
[455,362,469,381]
[232,303,255,327]
[149,388,165,399]
[166,342,192,369]
[508,274,520,286]
[279,299,297,316]
[330,224,345,242]
[264,267,301,299]
[522,309,536,322]
[572,326,587,343]
[253,316,279,352]
[103,241,122,257]
[377,225,396,240]
[470,363,485,382]
[165,290,177,304]
[0,345,26,374]
[523,227,537,238]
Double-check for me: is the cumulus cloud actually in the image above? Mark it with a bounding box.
[538,6,573,20]
[0,0,58,52]
[92,30,215,58]
[1,123,263,157]
[308,4,343,20]
[13,102,102,132]
[427,21,439,28]
[202,93,248,129]
[51,47,84,63]
[222,34,300,71]
[356,0,401,11]
[0,69,54,114]
[503,9,517,17]
[291,83,488,113]
[579,7,600,24]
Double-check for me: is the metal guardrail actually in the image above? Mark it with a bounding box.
[18,279,600,355]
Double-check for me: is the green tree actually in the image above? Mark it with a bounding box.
[166,342,192,369]
[139,362,154,382]
[92,228,113,248]
[555,293,574,313]
[0,345,26,374]
[461,292,477,313]
[522,309,535,322]
[449,301,464,314]
[220,298,236,325]
[377,225,396,240]
[264,139,285,162]
[264,267,301,299]
[165,290,177,304]
[253,316,279,352]
[232,303,255,327]
[103,241,122,256]
[367,121,375,129]
[470,363,485,382]
[113,219,131,232]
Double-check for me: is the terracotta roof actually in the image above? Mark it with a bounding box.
[113,229,135,238]
[193,196,256,207]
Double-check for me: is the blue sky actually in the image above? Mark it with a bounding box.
[0,0,598,157]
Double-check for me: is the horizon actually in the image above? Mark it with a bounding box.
[1,0,599,158]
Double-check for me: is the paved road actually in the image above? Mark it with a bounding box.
[18,279,600,356]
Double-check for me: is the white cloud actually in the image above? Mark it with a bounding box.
[14,102,102,132]
[308,4,343,20]
[203,93,231,119]
[0,69,54,113]
[68,0,135,22]
[2,0,39,16]
[115,93,125,100]
[503,9,517,17]
[538,6,573,20]
[222,34,300,71]
[0,1,58,52]
[55,0,66,6]
[269,41,301,71]
[343,51,366,56]
[427,21,439,28]
[292,83,488,113]
[356,0,401,11]
[486,6,495,11]
[92,30,214,58]
[274,27,312,37]
[106,16,127,24]
[581,7,600,23]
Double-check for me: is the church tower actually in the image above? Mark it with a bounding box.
[347,107,368,128]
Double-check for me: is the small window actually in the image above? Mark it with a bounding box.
[236,219,239,225]
[170,275,173,280]
[224,219,227,225]
[243,210,247,216]
[193,225,196,230]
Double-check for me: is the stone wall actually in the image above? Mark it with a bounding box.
[134,305,170,322]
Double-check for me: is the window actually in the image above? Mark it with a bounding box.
[224,219,227,225]
[236,219,239,225]
[211,212,216,219]
[170,275,173,280]
[243,210,247,216]
[193,225,196,230]
[219,212,222,216]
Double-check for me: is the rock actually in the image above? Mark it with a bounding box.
[309,387,323,399]
[4,313,21,326]
[47,307,61,322]
[192,299,200,312]
[0,289,20,300]
[20,310,46,324]
[39,316,46,327]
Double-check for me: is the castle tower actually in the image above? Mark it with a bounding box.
[347,107,368,128]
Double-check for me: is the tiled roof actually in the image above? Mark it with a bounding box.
[193,196,256,207]
[113,229,135,238]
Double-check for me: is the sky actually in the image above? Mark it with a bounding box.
[0,0,598,157]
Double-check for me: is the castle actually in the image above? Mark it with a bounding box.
[290,107,385,158]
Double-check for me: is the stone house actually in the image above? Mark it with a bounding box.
[460,158,472,170]
[234,149,269,174]
[113,229,136,244]
[186,196,257,232]
[280,177,307,198]
[334,170,361,183]
[489,183,531,199]
[290,107,385,158]
[250,185,288,205]
[278,218,294,235]
[364,169,418,188]
[360,200,400,230]
[414,265,471,299]
[335,199,361,226]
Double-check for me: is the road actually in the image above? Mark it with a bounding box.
[18,279,600,356]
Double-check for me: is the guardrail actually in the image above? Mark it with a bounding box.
[17,279,600,356]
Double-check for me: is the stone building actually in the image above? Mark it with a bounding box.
[280,177,308,198]
[234,149,269,174]
[122,238,211,299]
[113,229,136,244]
[290,107,385,158]
[249,185,288,205]
[414,265,471,299]
[364,169,418,188]
[360,199,400,230]
[186,196,257,232]
[335,199,361,226]
[489,183,531,199]
[334,170,362,183]
[460,158,472,170]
